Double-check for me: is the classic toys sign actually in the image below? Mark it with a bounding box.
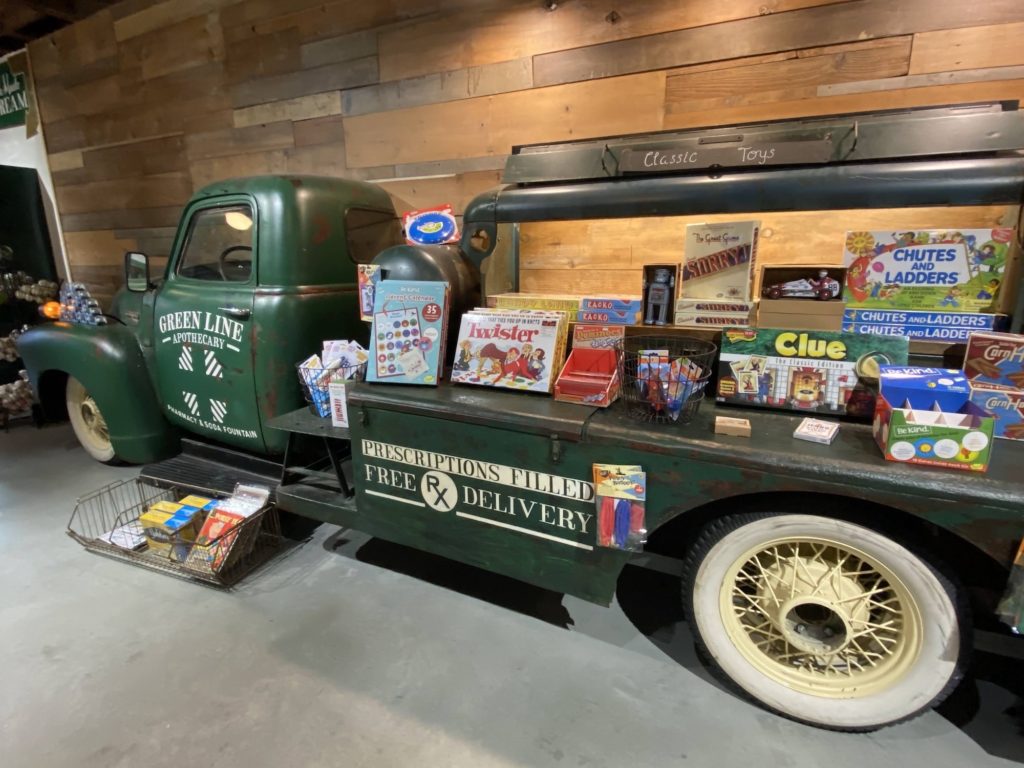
[843,229,1014,312]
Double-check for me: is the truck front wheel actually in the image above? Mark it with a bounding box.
[683,512,967,731]
[66,377,120,464]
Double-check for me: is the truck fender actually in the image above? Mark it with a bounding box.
[17,322,179,463]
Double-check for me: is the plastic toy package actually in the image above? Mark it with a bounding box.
[634,348,703,422]
[593,464,646,551]
[403,204,460,245]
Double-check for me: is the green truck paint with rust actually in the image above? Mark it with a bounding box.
[19,175,397,462]
[268,382,1024,606]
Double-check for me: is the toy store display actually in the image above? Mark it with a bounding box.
[843,228,1015,312]
[963,331,1024,440]
[554,325,624,407]
[451,308,568,393]
[842,308,1009,342]
[620,336,717,423]
[873,365,994,472]
[403,204,460,245]
[674,299,755,329]
[681,221,759,301]
[593,464,646,551]
[368,280,450,385]
[714,415,751,437]
[296,340,368,417]
[642,264,679,325]
[357,264,382,322]
[716,327,909,419]
[793,417,840,444]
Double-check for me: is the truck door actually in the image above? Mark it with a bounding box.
[153,199,266,453]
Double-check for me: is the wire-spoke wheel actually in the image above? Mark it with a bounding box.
[66,377,119,464]
[684,513,968,731]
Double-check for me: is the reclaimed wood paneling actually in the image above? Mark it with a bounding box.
[908,21,1024,75]
[63,230,140,267]
[56,173,194,215]
[233,92,342,129]
[118,13,225,81]
[379,0,850,83]
[300,29,377,70]
[343,71,667,168]
[185,121,295,161]
[292,114,345,147]
[378,171,503,214]
[229,56,377,109]
[534,0,1024,87]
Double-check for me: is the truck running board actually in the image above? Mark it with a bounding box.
[140,438,282,498]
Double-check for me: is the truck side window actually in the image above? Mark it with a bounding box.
[177,204,255,282]
[346,207,400,264]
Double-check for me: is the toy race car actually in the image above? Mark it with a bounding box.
[762,271,842,300]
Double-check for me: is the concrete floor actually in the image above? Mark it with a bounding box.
[1,423,1022,768]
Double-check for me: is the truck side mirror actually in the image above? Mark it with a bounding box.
[125,251,150,292]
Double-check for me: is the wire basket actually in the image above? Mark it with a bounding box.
[297,362,367,417]
[619,335,718,424]
[67,478,283,588]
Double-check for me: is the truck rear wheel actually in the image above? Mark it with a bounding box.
[66,377,120,464]
[682,512,967,731]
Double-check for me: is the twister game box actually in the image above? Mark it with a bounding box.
[717,327,909,418]
[843,228,1015,312]
[451,309,568,393]
[368,280,449,385]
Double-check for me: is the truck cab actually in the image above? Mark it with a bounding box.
[19,176,400,463]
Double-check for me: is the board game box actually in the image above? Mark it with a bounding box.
[682,221,759,301]
[451,309,568,393]
[717,327,909,418]
[367,280,449,386]
[842,228,1015,312]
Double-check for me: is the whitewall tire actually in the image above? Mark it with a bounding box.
[683,513,967,731]
[66,377,118,464]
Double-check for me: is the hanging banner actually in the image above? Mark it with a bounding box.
[0,59,29,130]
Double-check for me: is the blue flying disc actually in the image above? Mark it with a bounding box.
[406,210,458,245]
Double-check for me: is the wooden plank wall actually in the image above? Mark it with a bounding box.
[25,0,1024,306]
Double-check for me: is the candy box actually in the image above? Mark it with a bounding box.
[963,331,1024,391]
[873,396,994,472]
[969,385,1024,440]
[879,366,970,412]
[139,500,204,561]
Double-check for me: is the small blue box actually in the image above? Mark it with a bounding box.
[579,297,643,314]
[880,366,970,411]
[843,309,1007,329]
[842,322,976,342]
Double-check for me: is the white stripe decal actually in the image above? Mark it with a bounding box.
[365,489,425,507]
[182,391,200,416]
[204,350,223,379]
[209,399,227,423]
[455,511,594,550]
[178,346,193,371]
[226,344,240,352]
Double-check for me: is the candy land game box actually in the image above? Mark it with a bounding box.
[842,228,1015,312]
[451,309,567,393]
[368,280,449,385]
[717,327,909,418]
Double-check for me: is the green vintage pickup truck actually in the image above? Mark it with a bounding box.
[17,107,1024,731]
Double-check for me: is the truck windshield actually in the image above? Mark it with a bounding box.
[177,204,255,282]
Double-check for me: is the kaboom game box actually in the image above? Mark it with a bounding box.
[843,228,1015,312]
[717,327,909,417]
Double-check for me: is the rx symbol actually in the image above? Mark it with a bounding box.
[421,471,457,512]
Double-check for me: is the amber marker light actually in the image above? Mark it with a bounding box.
[40,301,61,320]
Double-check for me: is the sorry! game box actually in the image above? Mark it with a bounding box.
[717,327,909,418]
[842,228,1015,312]
[451,309,568,393]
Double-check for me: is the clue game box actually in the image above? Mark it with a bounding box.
[842,228,1015,312]
[717,327,909,418]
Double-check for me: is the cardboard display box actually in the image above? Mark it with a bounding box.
[682,221,759,301]
[758,298,845,332]
[675,299,755,329]
[963,331,1024,390]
